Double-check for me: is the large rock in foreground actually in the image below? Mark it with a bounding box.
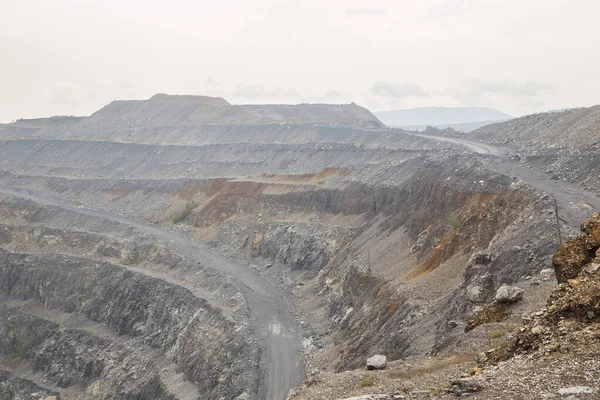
[495,284,524,303]
[366,355,388,370]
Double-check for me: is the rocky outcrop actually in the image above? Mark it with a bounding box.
[485,213,600,365]
[553,212,600,283]
[218,220,353,272]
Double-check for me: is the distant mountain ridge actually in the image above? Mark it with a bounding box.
[375,106,512,132]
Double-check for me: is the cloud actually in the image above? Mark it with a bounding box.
[43,82,83,105]
[371,82,429,98]
[470,80,554,97]
[204,76,218,86]
[233,83,302,101]
[423,0,474,19]
[444,80,555,105]
[324,89,345,98]
[345,8,386,16]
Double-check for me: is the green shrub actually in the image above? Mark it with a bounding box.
[359,376,374,387]
[171,211,187,223]
[170,201,200,224]
[448,212,461,231]
[488,330,504,339]
[185,200,200,212]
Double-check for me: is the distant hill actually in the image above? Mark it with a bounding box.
[1,94,385,144]
[374,106,512,132]
[90,94,384,128]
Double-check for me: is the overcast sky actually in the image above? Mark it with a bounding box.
[1,0,599,122]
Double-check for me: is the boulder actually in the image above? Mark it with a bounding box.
[495,284,524,303]
[366,355,387,370]
[451,378,482,397]
[557,386,596,395]
[539,268,555,282]
[466,252,492,268]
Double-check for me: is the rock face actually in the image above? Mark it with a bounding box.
[0,249,259,399]
[218,220,351,272]
[366,355,388,370]
[494,284,524,303]
[553,212,600,283]
[0,369,60,399]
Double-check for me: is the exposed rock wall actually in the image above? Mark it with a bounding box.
[0,250,259,399]
[208,156,550,371]
[0,368,61,399]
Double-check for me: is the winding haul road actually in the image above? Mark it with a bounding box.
[0,187,305,400]
[413,133,600,229]
[412,132,505,156]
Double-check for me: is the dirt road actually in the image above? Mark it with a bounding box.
[0,187,305,400]
[413,133,600,229]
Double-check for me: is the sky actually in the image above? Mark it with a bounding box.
[1,0,600,122]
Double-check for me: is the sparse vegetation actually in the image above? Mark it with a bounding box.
[170,200,200,223]
[447,212,461,231]
[488,329,504,339]
[466,303,510,332]
[358,142,366,149]
[251,233,263,250]
[359,376,374,387]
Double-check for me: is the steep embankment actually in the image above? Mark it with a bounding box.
[0,139,435,180]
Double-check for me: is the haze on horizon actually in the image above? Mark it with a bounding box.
[1,0,599,123]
